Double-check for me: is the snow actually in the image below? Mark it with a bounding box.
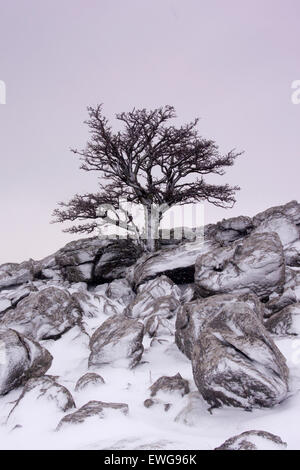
[0,302,300,450]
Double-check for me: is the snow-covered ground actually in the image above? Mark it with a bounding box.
[0,301,300,450]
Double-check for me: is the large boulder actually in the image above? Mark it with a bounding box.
[253,200,300,227]
[55,237,141,284]
[191,303,289,409]
[205,216,253,245]
[195,232,285,299]
[0,286,82,341]
[89,314,144,368]
[56,400,129,430]
[125,276,181,320]
[0,261,34,292]
[215,430,287,450]
[176,293,265,359]
[253,214,299,247]
[127,239,214,287]
[0,328,52,395]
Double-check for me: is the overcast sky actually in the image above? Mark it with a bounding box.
[0,0,299,264]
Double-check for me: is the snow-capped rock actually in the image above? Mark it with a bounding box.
[195,232,285,299]
[191,303,289,409]
[265,303,300,336]
[149,373,190,398]
[127,239,214,287]
[215,430,287,450]
[206,215,253,245]
[88,314,144,368]
[175,293,266,360]
[125,275,181,320]
[7,375,75,430]
[253,200,300,227]
[0,261,34,292]
[75,372,105,391]
[0,286,82,341]
[0,328,52,395]
[56,400,129,430]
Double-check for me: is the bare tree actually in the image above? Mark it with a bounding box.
[52,105,242,252]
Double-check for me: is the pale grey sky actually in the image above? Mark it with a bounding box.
[0,0,299,264]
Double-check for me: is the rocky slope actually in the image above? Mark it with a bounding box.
[1,200,300,449]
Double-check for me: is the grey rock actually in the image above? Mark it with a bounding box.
[8,375,75,418]
[215,430,287,450]
[195,232,285,299]
[265,303,300,335]
[105,278,135,306]
[253,200,300,226]
[149,373,190,397]
[284,240,300,267]
[125,276,181,320]
[93,240,142,283]
[265,288,297,317]
[191,304,289,409]
[144,315,174,338]
[0,286,82,341]
[0,328,52,395]
[89,314,144,368]
[207,216,253,245]
[75,372,105,391]
[56,400,129,430]
[127,239,214,287]
[55,237,141,284]
[176,293,266,360]
[253,214,299,247]
[0,261,34,292]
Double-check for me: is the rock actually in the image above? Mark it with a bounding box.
[191,303,289,409]
[89,314,144,368]
[71,289,119,319]
[253,214,299,247]
[94,240,142,283]
[253,200,300,227]
[207,216,253,245]
[144,315,174,338]
[180,284,196,303]
[75,372,105,391]
[56,400,129,430]
[195,232,285,299]
[284,240,300,267]
[215,430,287,450]
[265,288,297,317]
[55,237,141,284]
[0,328,52,395]
[7,376,75,429]
[0,286,82,341]
[149,373,190,397]
[10,375,75,414]
[176,293,265,360]
[265,303,300,335]
[105,279,135,306]
[0,261,34,292]
[127,239,214,287]
[125,276,181,320]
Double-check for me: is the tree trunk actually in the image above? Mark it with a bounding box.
[144,205,160,252]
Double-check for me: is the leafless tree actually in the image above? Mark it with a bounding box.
[52,105,242,252]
